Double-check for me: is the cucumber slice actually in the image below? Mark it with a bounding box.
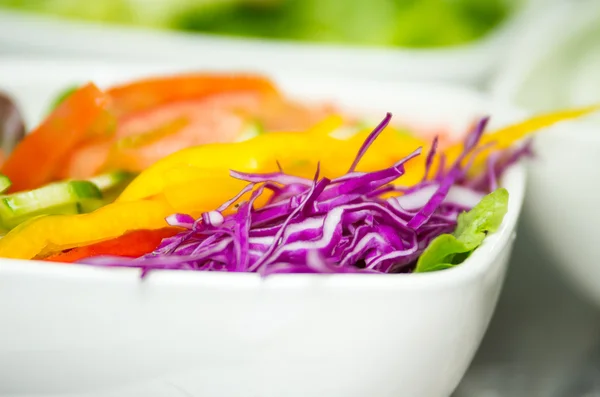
[0,174,11,194]
[0,180,102,229]
[88,171,136,203]
[0,180,102,217]
[0,172,136,231]
[0,203,84,230]
[77,199,105,214]
[88,171,135,192]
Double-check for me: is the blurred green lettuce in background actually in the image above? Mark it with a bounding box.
[0,0,517,48]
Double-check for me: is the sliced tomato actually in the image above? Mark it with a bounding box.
[2,83,113,191]
[58,80,279,178]
[108,106,251,172]
[56,137,113,180]
[60,101,252,176]
[42,227,180,263]
[47,74,336,180]
[102,93,338,173]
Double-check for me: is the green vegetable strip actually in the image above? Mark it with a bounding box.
[0,174,11,194]
[415,188,509,273]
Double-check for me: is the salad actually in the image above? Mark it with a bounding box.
[0,0,517,48]
[0,72,596,275]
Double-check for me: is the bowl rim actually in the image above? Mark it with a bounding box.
[0,6,524,55]
[0,3,538,88]
[0,59,527,290]
[0,164,525,291]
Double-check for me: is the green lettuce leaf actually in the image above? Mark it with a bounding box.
[415,187,509,273]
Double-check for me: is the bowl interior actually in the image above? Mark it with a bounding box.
[0,57,527,287]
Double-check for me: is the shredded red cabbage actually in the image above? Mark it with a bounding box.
[81,113,531,275]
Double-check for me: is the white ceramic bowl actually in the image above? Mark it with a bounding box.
[525,122,600,306]
[0,2,540,86]
[0,59,526,397]
[490,0,600,307]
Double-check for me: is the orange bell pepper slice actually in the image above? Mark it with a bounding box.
[107,73,279,118]
[42,227,180,263]
[2,83,113,192]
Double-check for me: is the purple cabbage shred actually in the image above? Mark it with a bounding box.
[81,113,532,276]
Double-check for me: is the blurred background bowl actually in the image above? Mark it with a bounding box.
[525,121,600,305]
[491,0,600,307]
[0,0,542,86]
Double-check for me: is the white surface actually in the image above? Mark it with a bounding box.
[0,3,537,86]
[0,59,527,397]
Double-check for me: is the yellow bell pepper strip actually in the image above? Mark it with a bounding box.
[162,173,269,218]
[119,105,600,204]
[1,105,598,261]
[0,198,174,260]
[442,105,600,175]
[118,118,425,202]
[306,114,345,136]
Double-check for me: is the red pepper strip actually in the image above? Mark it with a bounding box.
[42,227,180,263]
